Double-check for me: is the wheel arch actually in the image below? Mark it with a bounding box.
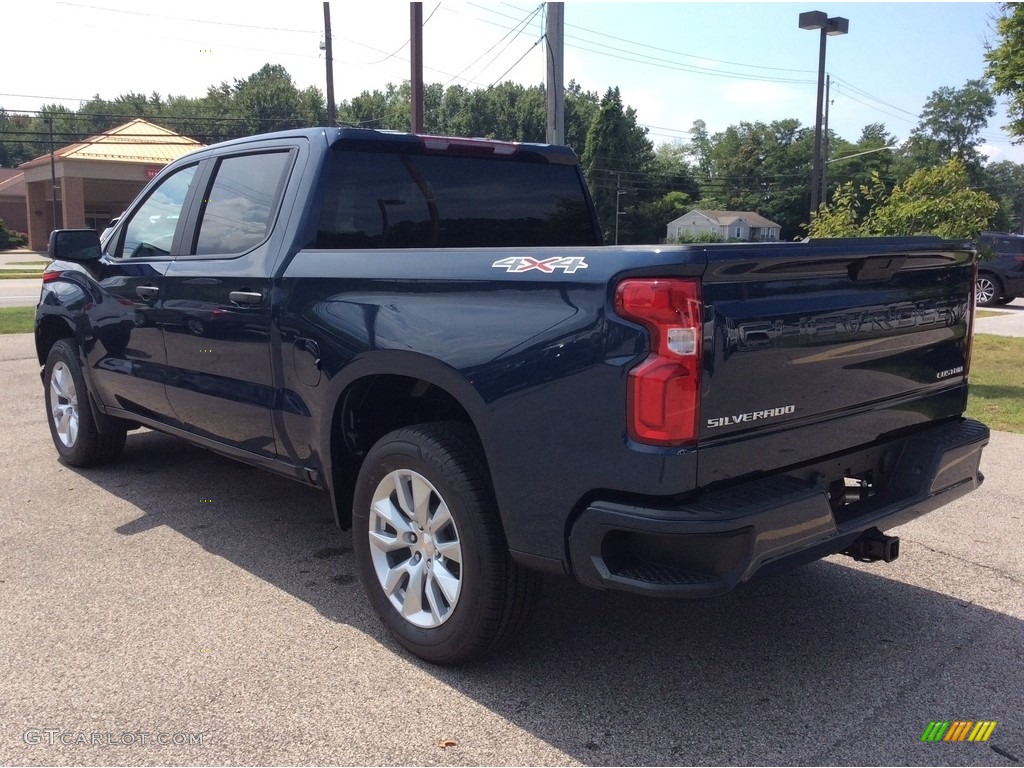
[321,351,493,530]
[35,313,76,367]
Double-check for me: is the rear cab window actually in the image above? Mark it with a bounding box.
[315,141,601,249]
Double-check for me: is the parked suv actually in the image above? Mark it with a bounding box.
[977,231,1024,306]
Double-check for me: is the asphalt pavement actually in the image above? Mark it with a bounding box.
[0,331,1021,766]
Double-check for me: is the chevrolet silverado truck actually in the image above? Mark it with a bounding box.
[36,127,989,664]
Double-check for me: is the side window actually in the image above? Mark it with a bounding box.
[193,152,291,256]
[117,165,197,259]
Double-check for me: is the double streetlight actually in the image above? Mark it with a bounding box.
[799,10,848,216]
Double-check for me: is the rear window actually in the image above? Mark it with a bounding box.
[315,149,599,249]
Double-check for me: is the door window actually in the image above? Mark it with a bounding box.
[117,165,197,259]
[193,152,292,256]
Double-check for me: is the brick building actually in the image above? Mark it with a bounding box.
[17,119,202,250]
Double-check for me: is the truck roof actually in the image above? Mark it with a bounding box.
[193,126,581,165]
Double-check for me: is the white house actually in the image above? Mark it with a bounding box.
[666,209,782,243]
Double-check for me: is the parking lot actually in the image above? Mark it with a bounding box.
[1,330,1021,766]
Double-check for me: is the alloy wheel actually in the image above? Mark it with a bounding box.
[49,361,79,448]
[367,469,463,629]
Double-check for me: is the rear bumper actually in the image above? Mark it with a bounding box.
[568,418,989,597]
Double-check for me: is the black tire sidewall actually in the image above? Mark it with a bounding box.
[43,339,124,467]
[352,426,504,664]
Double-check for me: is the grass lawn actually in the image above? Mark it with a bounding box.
[0,272,44,280]
[0,306,34,334]
[966,334,1024,434]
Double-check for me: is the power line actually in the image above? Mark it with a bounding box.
[472,2,816,84]
[56,1,318,34]
[444,4,543,87]
[488,38,542,88]
[359,2,442,66]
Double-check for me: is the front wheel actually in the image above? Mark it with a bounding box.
[352,422,540,664]
[43,339,126,467]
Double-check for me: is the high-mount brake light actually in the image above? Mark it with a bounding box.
[615,278,702,446]
[420,135,518,156]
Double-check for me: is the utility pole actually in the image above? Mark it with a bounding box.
[545,2,564,145]
[614,172,627,245]
[43,116,58,229]
[410,2,424,133]
[322,2,336,126]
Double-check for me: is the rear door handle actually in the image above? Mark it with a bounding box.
[136,285,159,300]
[229,290,263,307]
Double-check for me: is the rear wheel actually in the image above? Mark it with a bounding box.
[975,274,1003,307]
[352,422,540,664]
[44,340,126,467]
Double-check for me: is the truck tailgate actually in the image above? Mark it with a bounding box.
[697,238,975,487]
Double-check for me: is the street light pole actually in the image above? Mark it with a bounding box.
[799,11,848,217]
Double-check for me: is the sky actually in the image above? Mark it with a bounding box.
[5,0,1022,163]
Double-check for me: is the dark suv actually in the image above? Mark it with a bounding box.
[977,232,1024,306]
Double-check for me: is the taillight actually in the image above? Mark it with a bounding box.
[42,269,63,283]
[615,278,702,445]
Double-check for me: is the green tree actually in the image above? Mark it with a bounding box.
[696,119,814,239]
[981,159,1024,232]
[826,123,898,195]
[808,159,997,240]
[233,64,306,135]
[0,109,34,167]
[564,80,600,156]
[904,79,995,175]
[986,2,1024,140]
[580,87,656,242]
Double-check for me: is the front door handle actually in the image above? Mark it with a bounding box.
[136,285,159,300]
[229,290,263,307]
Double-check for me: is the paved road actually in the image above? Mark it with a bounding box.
[0,278,42,308]
[975,300,1024,337]
[0,332,1021,766]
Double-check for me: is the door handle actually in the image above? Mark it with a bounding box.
[229,290,263,307]
[136,285,159,300]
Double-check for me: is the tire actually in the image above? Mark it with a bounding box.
[975,274,1003,307]
[352,422,540,664]
[43,339,127,467]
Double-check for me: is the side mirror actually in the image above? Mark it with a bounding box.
[48,229,101,262]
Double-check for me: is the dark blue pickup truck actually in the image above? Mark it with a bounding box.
[37,127,989,663]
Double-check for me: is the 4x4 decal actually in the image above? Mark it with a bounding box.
[491,256,589,274]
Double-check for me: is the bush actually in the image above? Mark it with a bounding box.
[0,218,27,250]
[673,230,724,244]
